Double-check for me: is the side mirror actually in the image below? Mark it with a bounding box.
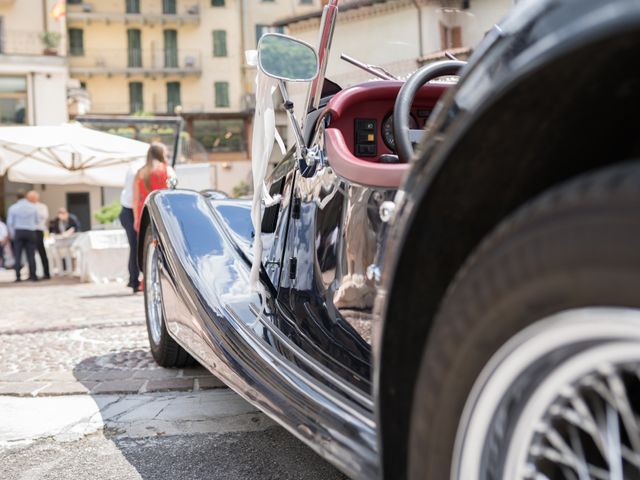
[258,33,318,82]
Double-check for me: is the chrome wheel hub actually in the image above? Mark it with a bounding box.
[145,240,163,346]
[452,309,640,480]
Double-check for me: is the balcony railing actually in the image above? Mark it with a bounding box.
[67,0,200,25]
[89,101,205,115]
[0,30,46,56]
[69,49,202,75]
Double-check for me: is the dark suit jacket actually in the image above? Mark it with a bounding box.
[49,213,81,234]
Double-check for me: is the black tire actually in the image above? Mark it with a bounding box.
[408,162,640,479]
[143,227,196,368]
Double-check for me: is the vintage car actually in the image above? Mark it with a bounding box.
[139,0,640,478]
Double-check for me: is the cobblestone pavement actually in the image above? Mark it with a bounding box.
[0,270,221,396]
[0,272,346,479]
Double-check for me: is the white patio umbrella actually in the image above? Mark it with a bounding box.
[0,124,150,187]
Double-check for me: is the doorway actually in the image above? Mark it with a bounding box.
[66,192,90,232]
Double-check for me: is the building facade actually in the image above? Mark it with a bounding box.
[276,0,513,125]
[0,0,72,217]
[66,0,319,156]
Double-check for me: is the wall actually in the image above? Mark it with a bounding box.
[33,183,103,230]
[32,69,68,125]
[0,0,71,216]
[285,0,514,129]
[211,159,252,195]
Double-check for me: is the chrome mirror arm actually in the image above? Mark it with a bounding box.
[278,81,306,156]
[279,80,317,177]
[303,0,339,116]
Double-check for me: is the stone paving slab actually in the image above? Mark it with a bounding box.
[0,270,224,396]
[0,271,144,333]
[0,390,268,447]
[0,426,347,480]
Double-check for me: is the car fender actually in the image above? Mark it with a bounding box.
[374,0,640,477]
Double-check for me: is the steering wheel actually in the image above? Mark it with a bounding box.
[393,60,465,163]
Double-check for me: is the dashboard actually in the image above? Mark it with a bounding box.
[325,81,449,164]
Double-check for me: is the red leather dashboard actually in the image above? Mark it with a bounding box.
[324,80,449,188]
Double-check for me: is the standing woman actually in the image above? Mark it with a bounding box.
[133,142,175,292]
[133,142,175,233]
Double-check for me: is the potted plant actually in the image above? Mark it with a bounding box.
[40,31,61,55]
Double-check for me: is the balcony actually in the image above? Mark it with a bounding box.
[69,49,202,76]
[88,100,204,115]
[67,0,200,27]
[0,30,47,56]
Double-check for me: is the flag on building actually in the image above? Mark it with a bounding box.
[51,0,66,20]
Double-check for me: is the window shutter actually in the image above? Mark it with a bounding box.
[164,29,178,68]
[167,82,181,113]
[68,28,84,56]
[213,30,227,57]
[255,24,265,47]
[163,0,177,14]
[127,29,142,67]
[129,82,143,113]
[215,82,229,107]
[126,0,140,13]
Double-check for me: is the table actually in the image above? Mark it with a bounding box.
[71,229,130,283]
[46,235,76,277]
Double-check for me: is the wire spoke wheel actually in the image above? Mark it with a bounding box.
[452,309,640,480]
[524,358,640,480]
[145,239,163,346]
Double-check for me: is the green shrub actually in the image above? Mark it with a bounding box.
[95,201,122,225]
[231,181,250,198]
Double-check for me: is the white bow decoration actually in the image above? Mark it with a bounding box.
[246,49,287,291]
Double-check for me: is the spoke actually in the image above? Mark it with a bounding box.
[621,445,640,470]
[526,363,640,480]
[605,402,623,479]
[533,444,609,480]
[606,369,640,453]
[567,424,590,480]
[561,394,609,460]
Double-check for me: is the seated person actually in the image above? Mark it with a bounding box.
[49,208,81,235]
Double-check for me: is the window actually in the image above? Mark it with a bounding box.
[67,0,82,4]
[129,82,143,113]
[125,0,140,14]
[167,81,181,113]
[127,29,142,67]
[299,0,313,4]
[211,0,225,5]
[255,24,283,46]
[212,30,227,57]
[164,29,178,68]
[214,82,229,108]
[439,22,462,50]
[192,119,245,152]
[0,76,27,125]
[68,28,84,56]
[163,0,177,14]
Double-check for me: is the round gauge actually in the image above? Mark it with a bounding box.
[381,113,419,152]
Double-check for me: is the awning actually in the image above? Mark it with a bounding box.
[0,124,149,187]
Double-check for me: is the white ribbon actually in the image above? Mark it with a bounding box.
[246,50,287,290]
